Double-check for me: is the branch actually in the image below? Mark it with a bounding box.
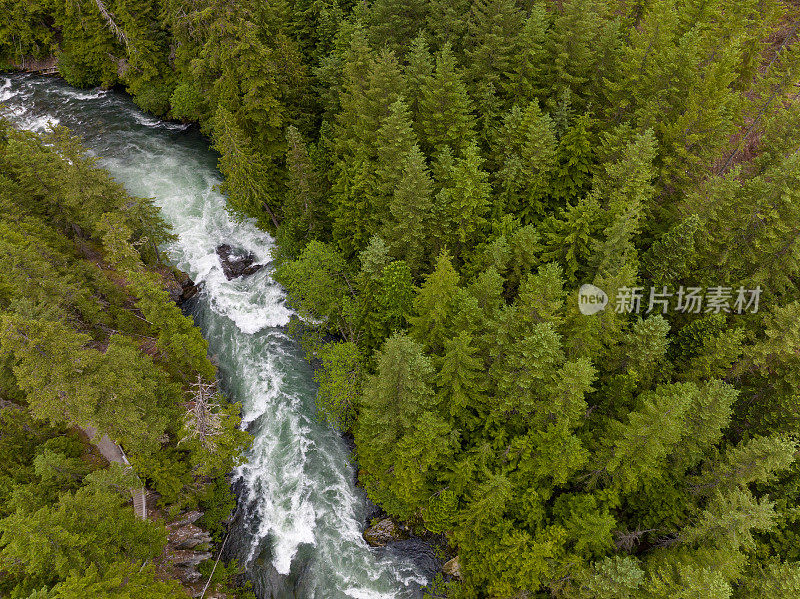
[93,0,131,50]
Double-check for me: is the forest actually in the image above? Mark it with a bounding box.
[0,123,249,596]
[3,0,800,597]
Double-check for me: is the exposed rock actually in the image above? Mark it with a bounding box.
[157,508,231,598]
[170,510,204,528]
[13,55,58,73]
[164,269,204,304]
[173,566,203,584]
[216,244,264,280]
[164,274,184,304]
[171,549,212,568]
[363,517,408,547]
[117,58,129,78]
[170,523,212,550]
[443,556,462,580]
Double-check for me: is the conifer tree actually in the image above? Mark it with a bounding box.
[355,333,448,516]
[504,3,550,104]
[403,33,434,131]
[546,0,620,112]
[424,0,471,50]
[737,561,800,599]
[409,250,461,354]
[682,488,775,551]
[640,214,701,286]
[367,0,429,54]
[384,145,434,275]
[282,125,325,246]
[600,383,695,492]
[463,0,525,95]
[691,435,797,496]
[592,129,658,281]
[495,100,558,223]
[606,0,774,192]
[434,142,491,259]
[212,105,280,228]
[375,99,418,200]
[314,341,363,431]
[417,43,476,157]
[0,474,167,592]
[437,331,486,426]
[673,380,738,471]
[462,0,527,139]
[550,113,594,204]
[0,315,169,456]
[572,556,645,599]
[331,44,406,255]
[48,561,186,599]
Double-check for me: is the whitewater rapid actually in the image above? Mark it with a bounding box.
[1,73,428,598]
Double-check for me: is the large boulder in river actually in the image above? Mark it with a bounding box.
[363,517,408,547]
[216,244,264,280]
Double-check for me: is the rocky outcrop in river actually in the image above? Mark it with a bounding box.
[216,244,265,279]
[363,517,410,547]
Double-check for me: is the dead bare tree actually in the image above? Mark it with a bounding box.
[614,527,656,552]
[93,0,131,50]
[180,375,223,450]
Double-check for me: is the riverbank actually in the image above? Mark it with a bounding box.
[1,72,428,597]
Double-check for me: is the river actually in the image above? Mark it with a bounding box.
[0,73,431,598]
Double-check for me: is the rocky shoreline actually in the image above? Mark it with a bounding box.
[157,267,230,597]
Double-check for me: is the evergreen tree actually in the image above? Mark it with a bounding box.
[437,331,486,426]
[424,0,471,50]
[273,240,357,343]
[417,43,476,157]
[0,474,166,593]
[355,333,454,517]
[367,0,429,54]
[314,341,363,431]
[281,125,325,247]
[600,383,695,492]
[403,33,434,131]
[433,142,491,259]
[212,105,280,228]
[409,250,462,354]
[691,435,797,496]
[550,113,594,204]
[546,0,620,112]
[375,98,418,200]
[592,129,658,281]
[495,100,558,223]
[384,145,435,275]
[572,556,645,599]
[462,0,527,138]
[48,561,186,599]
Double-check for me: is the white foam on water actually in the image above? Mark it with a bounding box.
[0,77,15,102]
[52,86,109,101]
[26,115,59,132]
[129,109,190,131]
[99,151,292,335]
[344,589,398,599]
